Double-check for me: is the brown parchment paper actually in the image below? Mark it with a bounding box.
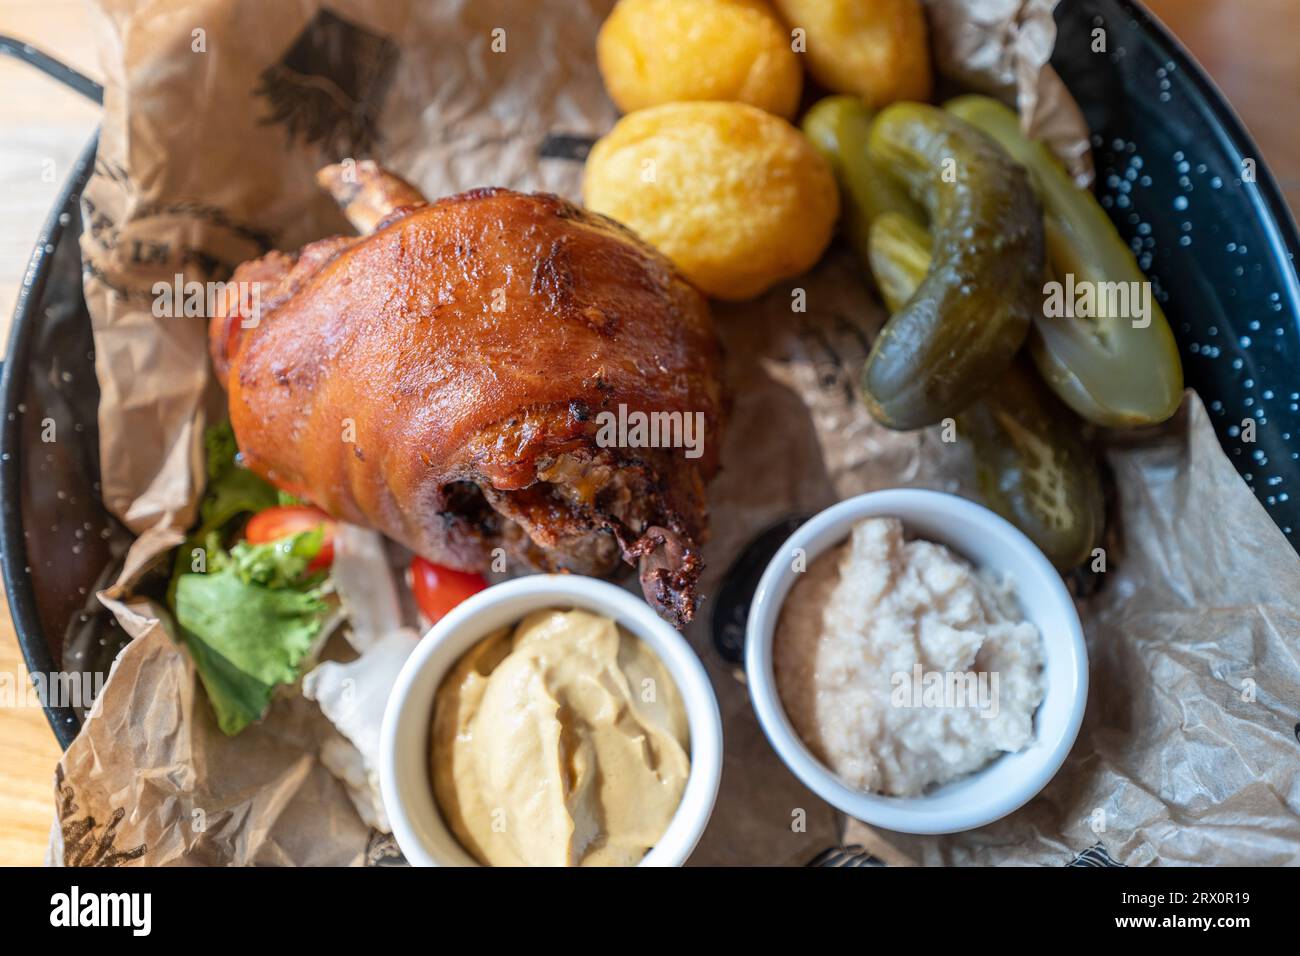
[51,0,1299,866]
[926,0,1094,184]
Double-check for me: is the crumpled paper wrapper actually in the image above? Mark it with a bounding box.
[926,0,1094,184]
[864,391,1300,865]
[51,0,1299,866]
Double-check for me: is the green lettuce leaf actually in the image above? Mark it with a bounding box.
[174,529,330,735]
[198,421,280,532]
[169,422,281,602]
[167,422,331,736]
[217,525,325,589]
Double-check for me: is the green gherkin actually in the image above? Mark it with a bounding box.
[867,203,1104,570]
[801,95,925,273]
[861,103,1045,429]
[946,95,1184,426]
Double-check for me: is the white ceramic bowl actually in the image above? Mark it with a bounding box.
[745,489,1088,835]
[380,574,723,866]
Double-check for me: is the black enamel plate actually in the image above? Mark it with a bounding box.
[4,0,1300,746]
[1053,1,1300,537]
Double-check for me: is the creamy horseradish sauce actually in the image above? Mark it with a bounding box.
[774,517,1044,796]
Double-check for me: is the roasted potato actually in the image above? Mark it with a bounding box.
[772,0,931,108]
[597,0,802,118]
[583,101,840,301]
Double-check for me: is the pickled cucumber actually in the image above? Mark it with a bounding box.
[862,103,1045,429]
[867,203,1105,569]
[945,95,1184,426]
[802,95,925,269]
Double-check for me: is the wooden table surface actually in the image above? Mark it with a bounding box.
[0,0,1297,866]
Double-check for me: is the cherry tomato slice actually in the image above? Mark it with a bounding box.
[245,505,335,572]
[410,556,488,625]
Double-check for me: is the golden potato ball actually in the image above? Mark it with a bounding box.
[583,101,840,301]
[597,0,803,119]
[772,0,932,108]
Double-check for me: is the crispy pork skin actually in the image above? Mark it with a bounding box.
[211,167,723,625]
